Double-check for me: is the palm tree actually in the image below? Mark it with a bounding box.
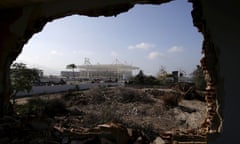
[66,64,77,79]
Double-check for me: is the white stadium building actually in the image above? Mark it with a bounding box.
[61,60,139,81]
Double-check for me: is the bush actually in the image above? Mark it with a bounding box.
[127,70,160,85]
[63,91,78,101]
[45,99,68,117]
[84,88,106,104]
[17,98,67,117]
[17,98,46,116]
[162,92,181,108]
[191,65,206,90]
[100,103,120,123]
[115,87,154,103]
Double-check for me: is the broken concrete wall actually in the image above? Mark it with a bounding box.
[0,0,240,143]
[199,0,240,143]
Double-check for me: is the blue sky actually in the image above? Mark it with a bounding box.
[16,0,203,76]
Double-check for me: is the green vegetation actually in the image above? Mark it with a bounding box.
[10,63,40,96]
[66,63,77,78]
[115,87,155,104]
[191,65,206,90]
[156,66,168,84]
[161,92,182,108]
[128,70,160,85]
[17,98,67,117]
[128,66,179,86]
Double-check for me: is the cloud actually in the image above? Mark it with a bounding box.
[128,42,155,50]
[110,51,118,57]
[148,52,163,60]
[50,50,63,56]
[167,46,183,53]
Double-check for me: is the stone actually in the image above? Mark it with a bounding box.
[152,137,165,144]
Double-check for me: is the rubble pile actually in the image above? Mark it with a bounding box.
[0,114,207,144]
[11,86,207,143]
[0,115,157,144]
[0,115,59,144]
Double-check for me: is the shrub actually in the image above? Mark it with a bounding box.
[115,87,154,104]
[191,65,206,90]
[17,98,67,117]
[100,102,121,123]
[82,112,101,127]
[45,99,68,117]
[84,88,106,104]
[162,92,181,108]
[63,91,77,101]
[17,98,46,116]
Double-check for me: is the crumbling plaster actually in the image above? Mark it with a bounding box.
[198,1,240,143]
[0,0,240,143]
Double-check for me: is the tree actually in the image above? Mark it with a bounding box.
[135,70,145,84]
[128,70,160,85]
[178,69,186,77]
[156,66,168,84]
[144,75,159,85]
[66,64,77,78]
[10,63,40,102]
[191,65,206,90]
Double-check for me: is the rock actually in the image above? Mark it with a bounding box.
[152,137,165,144]
[96,122,130,144]
[134,136,143,144]
[186,111,203,129]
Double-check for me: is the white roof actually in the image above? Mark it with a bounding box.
[78,64,139,71]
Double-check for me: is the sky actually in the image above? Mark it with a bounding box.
[15,0,203,76]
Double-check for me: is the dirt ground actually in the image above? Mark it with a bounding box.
[16,86,206,140]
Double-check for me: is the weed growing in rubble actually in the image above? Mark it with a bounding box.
[115,87,155,104]
[84,88,106,104]
[161,92,182,108]
[63,91,77,101]
[17,98,67,117]
[100,102,120,123]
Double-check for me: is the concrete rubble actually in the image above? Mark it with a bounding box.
[0,113,207,144]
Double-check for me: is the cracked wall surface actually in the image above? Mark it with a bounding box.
[0,0,240,143]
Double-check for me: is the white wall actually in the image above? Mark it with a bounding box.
[16,83,120,97]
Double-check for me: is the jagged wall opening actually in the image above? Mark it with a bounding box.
[16,0,202,80]
[14,0,205,136]
[0,0,222,143]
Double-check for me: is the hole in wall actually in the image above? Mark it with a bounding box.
[12,0,212,142]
